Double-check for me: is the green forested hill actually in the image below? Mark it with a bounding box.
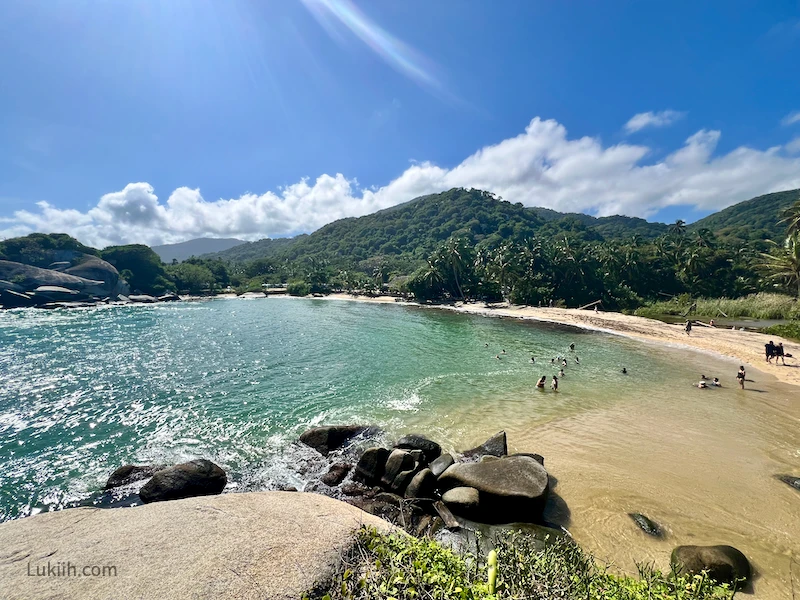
[280,188,545,262]
[689,189,799,245]
[200,236,301,262]
[529,208,668,240]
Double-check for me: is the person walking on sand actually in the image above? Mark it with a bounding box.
[685,320,692,336]
[776,342,786,365]
[551,375,558,391]
[765,341,775,363]
[737,366,746,389]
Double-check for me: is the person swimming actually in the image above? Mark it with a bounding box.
[697,380,707,388]
[501,349,506,354]
[558,368,565,377]
[569,343,575,351]
[561,359,568,367]
[495,355,501,360]
[622,367,627,374]
[575,356,580,364]
[536,376,546,388]
[700,374,707,380]
[551,375,559,391]
[712,377,721,386]
[485,343,489,348]
[530,356,535,363]
[551,358,555,365]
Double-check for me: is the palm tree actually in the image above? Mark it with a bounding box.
[759,233,800,297]
[668,219,687,237]
[778,197,800,237]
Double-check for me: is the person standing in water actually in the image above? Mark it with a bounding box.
[536,376,546,388]
[685,320,692,336]
[551,375,558,391]
[622,367,627,374]
[737,365,746,389]
[569,343,575,351]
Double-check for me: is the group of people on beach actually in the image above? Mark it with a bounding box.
[765,340,787,365]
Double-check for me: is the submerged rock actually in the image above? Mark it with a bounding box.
[671,545,751,586]
[438,455,549,523]
[510,452,545,466]
[462,431,507,460]
[138,459,227,503]
[394,434,441,464]
[776,474,800,491]
[104,464,164,490]
[299,425,371,456]
[321,463,352,487]
[628,513,664,538]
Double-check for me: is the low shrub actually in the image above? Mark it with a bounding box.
[636,293,799,320]
[307,527,735,600]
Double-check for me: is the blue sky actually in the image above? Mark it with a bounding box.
[2,0,800,246]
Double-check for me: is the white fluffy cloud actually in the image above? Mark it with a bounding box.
[624,110,686,133]
[3,116,800,248]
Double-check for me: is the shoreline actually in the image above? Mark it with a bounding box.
[315,293,800,388]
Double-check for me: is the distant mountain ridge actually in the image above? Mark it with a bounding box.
[152,238,245,263]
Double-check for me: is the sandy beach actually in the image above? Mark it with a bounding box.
[321,293,800,388]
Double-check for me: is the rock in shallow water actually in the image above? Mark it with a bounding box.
[671,545,751,586]
[321,463,352,486]
[429,453,455,477]
[299,425,372,456]
[462,431,507,460]
[354,447,389,484]
[776,474,800,491]
[104,464,164,490]
[138,459,227,503]
[438,455,548,523]
[628,513,664,538]
[395,434,441,464]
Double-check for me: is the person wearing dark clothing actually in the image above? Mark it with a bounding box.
[776,342,786,365]
[766,341,776,363]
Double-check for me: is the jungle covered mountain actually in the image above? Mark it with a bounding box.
[688,189,799,247]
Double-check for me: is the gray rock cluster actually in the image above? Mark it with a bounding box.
[299,427,551,531]
[0,255,134,309]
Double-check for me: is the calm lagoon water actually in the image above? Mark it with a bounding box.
[1,297,798,598]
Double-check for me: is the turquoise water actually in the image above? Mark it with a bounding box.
[0,296,756,520]
[2,297,800,598]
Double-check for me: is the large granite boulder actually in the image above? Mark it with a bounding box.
[380,449,421,494]
[104,464,164,490]
[462,431,507,460]
[299,425,372,456]
[138,459,227,503]
[65,256,130,297]
[394,434,441,464]
[0,260,115,298]
[0,491,393,600]
[671,545,751,586]
[438,455,549,523]
[354,447,390,484]
[405,468,436,499]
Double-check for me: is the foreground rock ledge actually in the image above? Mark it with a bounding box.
[0,492,392,600]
